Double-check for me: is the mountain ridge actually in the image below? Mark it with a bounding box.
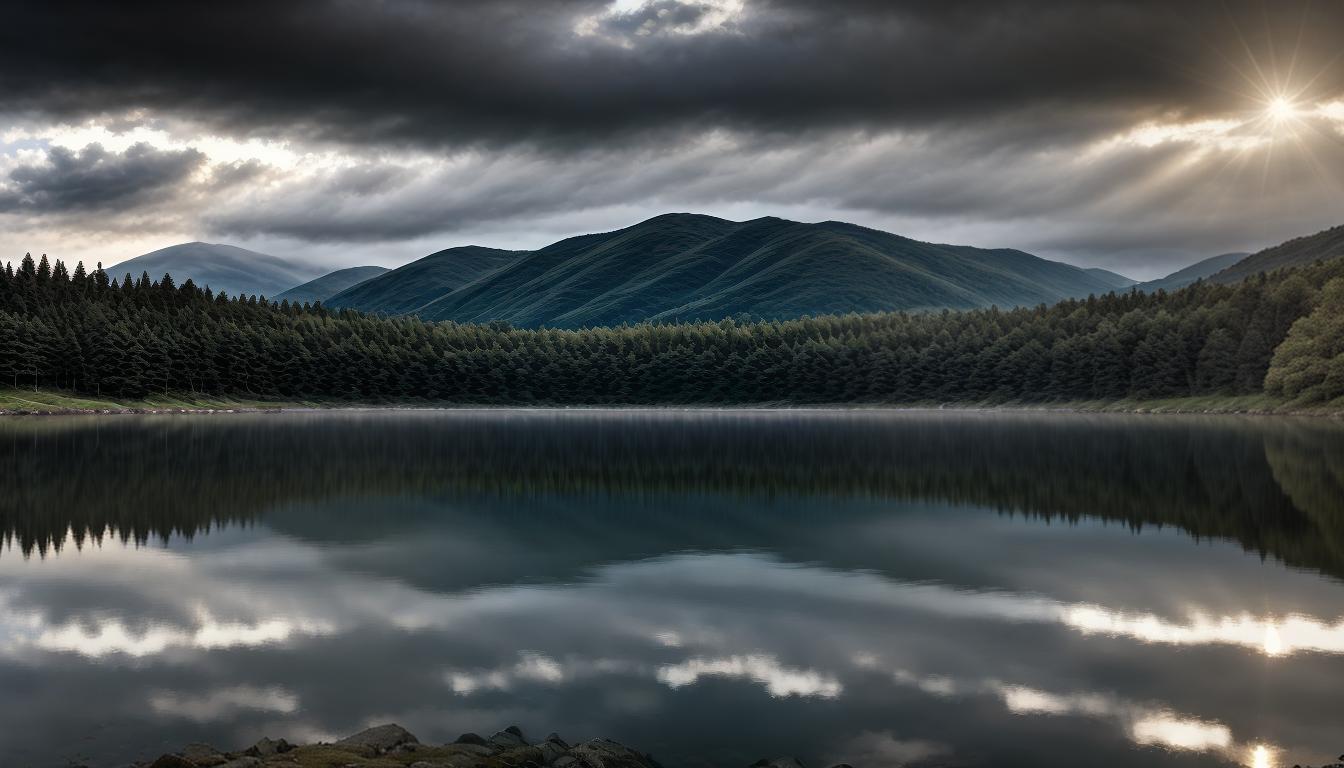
[108,242,320,299]
[274,266,390,305]
[1138,251,1250,293]
[348,213,1126,328]
[1212,224,1344,284]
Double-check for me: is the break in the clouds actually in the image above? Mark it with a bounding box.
[0,0,1342,278]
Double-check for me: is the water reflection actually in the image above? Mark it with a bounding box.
[0,410,1341,768]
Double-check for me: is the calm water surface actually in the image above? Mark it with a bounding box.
[2,410,1343,768]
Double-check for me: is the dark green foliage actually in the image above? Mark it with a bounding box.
[1265,277,1344,403]
[273,265,391,305]
[339,214,1128,327]
[1,250,1341,404]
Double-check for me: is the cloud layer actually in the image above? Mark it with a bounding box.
[1,0,1342,277]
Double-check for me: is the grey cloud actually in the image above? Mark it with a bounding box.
[0,142,204,213]
[1,1,1340,149]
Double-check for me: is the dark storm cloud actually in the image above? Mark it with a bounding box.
[0,142,204,213]
[1,0,1340,148]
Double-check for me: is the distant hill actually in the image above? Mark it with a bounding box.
[1138,252,1249,293]
[108,242,320,298]
[1213,224,1344,284]
[274,266,390,305]
[325,246,520,315]
[1083,267,1137,290]
[347,214,1125,328]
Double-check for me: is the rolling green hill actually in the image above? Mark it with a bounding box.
[1083,267,1136,290]
[324,246,520,315]
[1137,252,1249,293]
[274,266,389,305]
[1213,224,1344,284]
[107,242,319,299]
[351,214,1127,328]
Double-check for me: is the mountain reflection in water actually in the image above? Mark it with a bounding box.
[0,410,1341,768]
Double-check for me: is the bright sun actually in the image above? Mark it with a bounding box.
[1267,97,1298,122]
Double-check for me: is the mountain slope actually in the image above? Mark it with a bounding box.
[1084,268,1137,290]
[274,266,390,305]
[1213,224,1344,284]
[325,246,521,315]
[108,242,319,298]
[405,214,1125,328]
[1139,252,1249,293]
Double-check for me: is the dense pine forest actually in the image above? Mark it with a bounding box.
[1,251,1342,405]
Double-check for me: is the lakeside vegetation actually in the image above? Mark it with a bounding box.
[1,251,1343,407]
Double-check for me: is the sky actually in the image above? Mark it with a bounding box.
[1,1,1342,280]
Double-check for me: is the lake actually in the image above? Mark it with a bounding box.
[2,410,1342,768]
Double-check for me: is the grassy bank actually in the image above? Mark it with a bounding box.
[2,387,1342,416]
[0,387,309,413]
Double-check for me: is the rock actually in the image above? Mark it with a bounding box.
[758,760,806,768]
[454,732,489,746]
[546,733,571,748]
[570,738,660,768]
[489,727,529,749]
[539,740,570,764]
[333,723,420,755]
[452,744,498,757]
[243,737,293,757]
[148,756,196,768]
[218,759,262,768]
[554,757,578,768]
[180,743,227,767]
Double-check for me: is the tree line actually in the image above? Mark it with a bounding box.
[1,251,1342,405]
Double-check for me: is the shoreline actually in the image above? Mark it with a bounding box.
[3,392,1342,418]
[120,723,1344,768]
[128,723,799,768]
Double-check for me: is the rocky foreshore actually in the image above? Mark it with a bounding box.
[110,725,1344,768]
[127,724,845,768]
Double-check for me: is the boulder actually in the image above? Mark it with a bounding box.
[218,759,263,768]
[179,744,226,767]
[454,732,489,746]
[546,733,571,749]
[570,738,660,768]
[539,740,570,764]
[243,737,293,757]
[489,726,529,749]
[452,743,498,757]
[333,723,420,755]
[148,756,196,768]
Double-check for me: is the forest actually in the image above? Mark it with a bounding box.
[0,251,1342,405]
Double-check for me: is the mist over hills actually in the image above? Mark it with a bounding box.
[109,242,320,299]
[274,266,389,305]
[334,214,1126,328]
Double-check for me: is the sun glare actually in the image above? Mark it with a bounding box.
[1266,97,1298,122]
[1250,744,1273,768]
